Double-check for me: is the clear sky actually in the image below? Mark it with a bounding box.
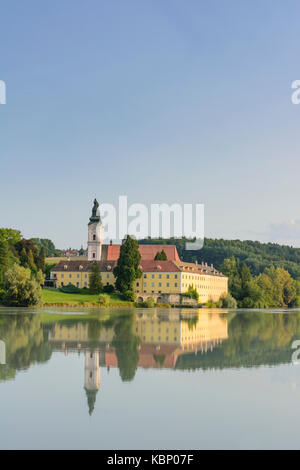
[1,0,300,249]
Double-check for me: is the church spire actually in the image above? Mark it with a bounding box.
[87,199,104,261]
[88,198,101,225]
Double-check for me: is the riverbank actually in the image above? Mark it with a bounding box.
[42,289,134,307]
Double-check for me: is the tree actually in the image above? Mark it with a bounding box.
[0,241,10,287]
[0,228,21,245]
[218,293,237,308]
[89,262,103,294]
[113,235,142,301]
[3,264,43,307]
[35,247,46,272]
[154,250,167,261]
[182,285,199,303]
[15,239,39,272]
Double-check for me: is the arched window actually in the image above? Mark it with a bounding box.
[93,234,96,241]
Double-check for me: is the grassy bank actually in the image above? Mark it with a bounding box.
[42,289,133,307]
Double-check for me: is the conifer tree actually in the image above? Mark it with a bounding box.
[89,262,103,294]
[113,235,142,301]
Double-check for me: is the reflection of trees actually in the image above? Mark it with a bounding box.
[112,313,140,382]
[182,315,199,331]
[176,312,300,370]
[0,314,52,382]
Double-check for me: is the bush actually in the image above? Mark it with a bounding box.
[145,297,155,308]
[123,289,135,302]
[3,264,43,307]
[155,302,171,308]
[218,293,238,309]
[206,299,218,308]
[103,284,115,293]
[60,284,81,294]
[182,285,199,303]
[98,294,110,306]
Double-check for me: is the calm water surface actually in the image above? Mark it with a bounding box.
[1,306,300,450]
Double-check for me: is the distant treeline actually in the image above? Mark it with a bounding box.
[139,237,300,279]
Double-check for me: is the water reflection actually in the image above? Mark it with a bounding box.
[1,308,300,415]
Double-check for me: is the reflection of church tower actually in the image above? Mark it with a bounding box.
[84,349,100,416]
[88,199,104,261]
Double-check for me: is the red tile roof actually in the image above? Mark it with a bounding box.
[139,260,181,272]
[106,244,180,261]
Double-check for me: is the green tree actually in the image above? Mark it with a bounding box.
[3,264,43,307]
[218,293,238,308]
[35,247,46,272]
[27,249,37,272]
[182,285,199,303]
[154,250,167,261]
[0,228,22,245]
[0,241,10,287]
[113,235,142,301]
[89,262,103,294]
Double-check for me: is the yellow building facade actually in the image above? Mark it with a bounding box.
[50,258,228,304]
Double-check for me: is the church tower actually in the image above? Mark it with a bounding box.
[84,349,100,416]
[88,199,103,261]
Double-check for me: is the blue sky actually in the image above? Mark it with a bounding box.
[1,0,300,248]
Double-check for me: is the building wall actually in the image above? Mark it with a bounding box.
[52,267,227,304]
[181,272,228,303]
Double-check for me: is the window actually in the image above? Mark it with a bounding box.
[93,253,95,258]
[152,274,154,279]
[93,234,96,240]
[167,274,170,279]
[159,282,162,287]
[144,282,147,287]
[61,274,64,278]
[159,274,162,279]
[77,274,79,278]
[175,283,177,287]
[144,274,147,278]
[152,282,154,287]
[167,283,169,287]
[175,274,177,279]
[69,274,72,279]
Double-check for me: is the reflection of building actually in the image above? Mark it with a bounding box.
[49,310,227,363]
[48,311,228,414]
[84,350,100,415]
[50,200,228,303]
